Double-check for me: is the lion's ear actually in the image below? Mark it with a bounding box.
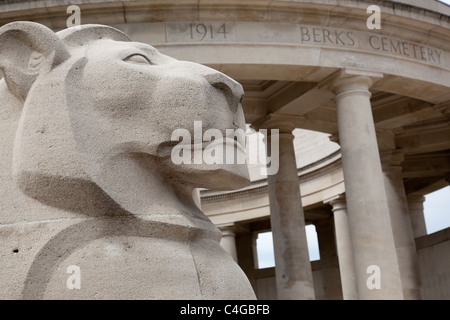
[0,21,70,100]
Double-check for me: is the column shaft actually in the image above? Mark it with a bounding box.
[266,132,315,300]
[235,233,258,294]
[333,74,403,299]
[315,217,343,300]
[220,227,238,262]
[382,158,422,299]
[329,196,359,299]
[407,195,427,238]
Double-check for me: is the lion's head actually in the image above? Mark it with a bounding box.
[0,22,250,217]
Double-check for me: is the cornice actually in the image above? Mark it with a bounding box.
[0,1,449,45]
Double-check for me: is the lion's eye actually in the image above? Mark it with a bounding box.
[124,54,151,65]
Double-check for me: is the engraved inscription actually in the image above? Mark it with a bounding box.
[300,25,444,66]
[368,35,442,65]
[190,23,228,41]
[300,26,357,47]
[165,21,235,43]
[164,21,446,67]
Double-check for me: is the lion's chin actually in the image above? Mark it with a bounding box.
[204,164,251,190]
[163,158,250,190]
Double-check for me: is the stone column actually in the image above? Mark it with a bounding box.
[253,114,314,300]
[331,70,403,299]
[235,232,259,294]
[315,217,343,300]
[407,195,427,238]
[219,225,238,262]
[326,195,358,300]
[268,131,314,299]
[381,151,422,300]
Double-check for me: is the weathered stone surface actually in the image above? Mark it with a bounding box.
[0,21,255,299]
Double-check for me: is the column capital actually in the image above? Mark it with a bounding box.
[380,150,405,170]
[221,229,236,239]
[251,113,305,133]
[407,194,426,204]
[320,68,383,97]
[218,223,236,233]
[324,194,347,209]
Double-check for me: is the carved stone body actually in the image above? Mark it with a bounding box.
[0,22,255,299]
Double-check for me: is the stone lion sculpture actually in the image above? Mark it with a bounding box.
[0,21,255,299]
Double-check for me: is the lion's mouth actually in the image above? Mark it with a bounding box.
[157,135,246,161]
[191,137,245,154]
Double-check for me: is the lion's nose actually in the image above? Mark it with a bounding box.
[203,72,244,112]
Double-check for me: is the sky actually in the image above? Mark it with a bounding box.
[256,186,450,268]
